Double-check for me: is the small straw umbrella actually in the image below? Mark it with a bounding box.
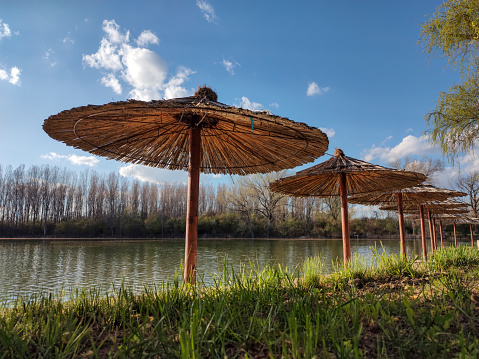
[454,216,479,246]
[43,86,330,284]
[269,149,426,264]
[382,205,469,250]
[350,185,466,260]
[390,200,469,248]
[434,214,478,247]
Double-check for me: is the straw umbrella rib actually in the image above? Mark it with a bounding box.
[269,149,426,264]
[43,86,330,284]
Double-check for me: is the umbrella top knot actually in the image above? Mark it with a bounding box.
[334,148,345,157]
[194,86,218,102]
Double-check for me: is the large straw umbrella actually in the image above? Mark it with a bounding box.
[269,149,425,264]
[350,185,466,260]
[43,86,329,284]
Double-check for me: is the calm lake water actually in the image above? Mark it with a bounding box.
[0,238,460,303]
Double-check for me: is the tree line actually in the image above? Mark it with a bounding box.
[0,164,422,239]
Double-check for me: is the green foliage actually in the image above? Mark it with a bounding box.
[420,0,479,161]
[426,74,479,163]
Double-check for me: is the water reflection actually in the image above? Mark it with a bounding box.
[0,238,460,303]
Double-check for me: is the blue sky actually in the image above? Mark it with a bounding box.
[0,1,472,186]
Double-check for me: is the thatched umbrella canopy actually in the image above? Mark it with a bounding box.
[350,185,466,260]
[269,149,426,264]
[43,86,330,284]
[384,203,469,250]
[431,214,479,247]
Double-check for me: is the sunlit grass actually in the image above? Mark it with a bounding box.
[1,246,479,357]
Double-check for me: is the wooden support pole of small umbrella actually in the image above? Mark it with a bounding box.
[454,222,458,246]
[43,86,330,284]
[419,205,427,260]
[439,220,444,246]
[270,149,425,264]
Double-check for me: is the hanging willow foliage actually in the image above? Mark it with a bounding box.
[420,0,479,163]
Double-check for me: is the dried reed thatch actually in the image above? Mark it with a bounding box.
[349,184,466,206]
[269,148,426,197]
[379,199,469,212]
[43,86,329,175]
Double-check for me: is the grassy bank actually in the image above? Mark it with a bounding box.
[2,246,479,358]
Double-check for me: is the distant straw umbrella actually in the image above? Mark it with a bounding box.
[351,185,466,260]
[382,204,469,250]
[43,86,330,284]
[269,149,425,264]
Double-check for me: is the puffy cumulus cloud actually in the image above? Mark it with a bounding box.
[41,152,99,167]
[196,0,218,23]
[319,127,335,138]
[103,19,129,44]
[122,46,168,89]
[238,96,263,111]
[0,66,21,85]
[307,81,330,96]
[83,38,123,71]
[83,19,193,101]
[101,73,122,94]
[136,30,159,47]
[0,19,11,39]
[163,67,195,99]
[362,135,439,163]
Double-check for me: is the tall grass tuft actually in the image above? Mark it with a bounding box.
[2,246,479,357]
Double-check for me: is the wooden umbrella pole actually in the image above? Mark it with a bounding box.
[339,172,351,264]
[470,223,474,247]
[184,126,201,285]
[419,205,427,260]
[439,220,444,247]
[453,222,458,247]
[397,193,406,260]
[427,210,434,255]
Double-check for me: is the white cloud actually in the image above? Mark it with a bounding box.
[62,36,74,45]
[319,127,335,138]
[362,135,439,163]
[222,58,239,74]
[136,30,159,47]
[196,0,218,23]
[119,164,187,184]
[103,19,129,43]
[0,20,11,39]
[119,164,221,184]
[101,73,122,94]
[43,49,57,67]
[122,46,168,89]
[238,96,263,111]
[83,38,123,71]
[163,66,195,99]
[83,19,193,101]
[269,102,279,109]
[307,81,330,96]
[41,152,99,167]
[0,66,21,85]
